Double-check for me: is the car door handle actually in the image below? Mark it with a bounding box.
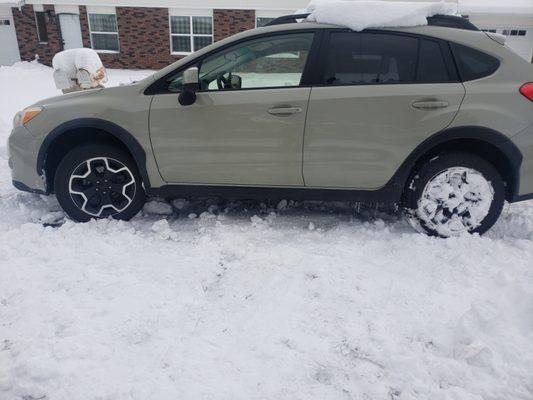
[411,100,449,110]
[268,106,302,116]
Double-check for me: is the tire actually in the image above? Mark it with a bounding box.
[401,152,505,237]
[54,143,146,222]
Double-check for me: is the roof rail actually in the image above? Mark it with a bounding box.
[265,13,310,26]
[427,14,479,31]
[264,13,479,31]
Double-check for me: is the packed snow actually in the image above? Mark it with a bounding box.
[304,0,458,31]
[1,62,533,400]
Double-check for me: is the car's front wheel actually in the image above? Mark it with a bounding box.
[54,143,146,222]
[402,152,505,237]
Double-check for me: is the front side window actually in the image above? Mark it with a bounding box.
[323,32,418,85]
[89,13,119,52]
[197,32,314,91]
[170,16,213,54]
[35,11,48,43]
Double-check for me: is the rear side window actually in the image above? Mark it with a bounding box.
[417,39,450,83]
[450,43,500,81]
[323,32,418,85]
[322,32,454,85]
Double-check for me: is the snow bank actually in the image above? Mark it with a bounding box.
[304,0,458,31]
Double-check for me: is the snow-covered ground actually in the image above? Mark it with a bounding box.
[1,62,532,400]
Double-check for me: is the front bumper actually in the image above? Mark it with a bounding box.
[7,125,47,194]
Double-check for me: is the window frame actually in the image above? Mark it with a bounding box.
[34,11,49,43]
[315,29,459,87]
[169,15,213,55]
[88,12,120,54]
[146,29,323,95]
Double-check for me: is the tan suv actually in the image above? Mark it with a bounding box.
[7,15,533,236]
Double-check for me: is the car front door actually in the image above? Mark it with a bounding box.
[303,31,466,189]
[149,31,316,187]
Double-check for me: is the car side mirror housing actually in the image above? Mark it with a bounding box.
[178,67,199,106]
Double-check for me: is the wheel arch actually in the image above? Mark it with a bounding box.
[392,126,523,202]
[37,118,150,193]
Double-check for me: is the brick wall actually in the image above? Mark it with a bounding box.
[80,6,180,69]
[12,6,259,70]
[214,9,255,42]
[12,4,62,66]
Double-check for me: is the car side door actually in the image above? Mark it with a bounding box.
[303,30,466,189]
[149,31,317,187]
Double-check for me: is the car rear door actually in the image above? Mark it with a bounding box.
[149,31,316,187]
[303,30,465,189]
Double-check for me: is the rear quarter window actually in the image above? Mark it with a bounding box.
[450,43,500,81]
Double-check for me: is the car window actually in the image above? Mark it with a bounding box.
[450,43,500,81]
[323,32,418,85]
[197,32,314,91]
[417,39,451,83]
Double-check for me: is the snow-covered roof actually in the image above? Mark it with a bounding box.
[303,1,458,31]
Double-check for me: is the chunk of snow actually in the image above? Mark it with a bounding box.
[143,198,173,215]
[304,0,458,31]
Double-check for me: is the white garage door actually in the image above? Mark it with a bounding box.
[505,30,533,62]
[0,8,21,66]
[481,27,533,62]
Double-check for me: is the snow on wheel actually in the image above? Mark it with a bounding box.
[402,152,505,237]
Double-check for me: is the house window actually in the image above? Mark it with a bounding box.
[170,15,213,54]
[256,17,274,27]
[88,13,119,52]
[35,11,48,43]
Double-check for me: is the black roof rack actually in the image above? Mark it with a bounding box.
[265,13,479,31]
[265,13,310,26]
[427,15,479,31]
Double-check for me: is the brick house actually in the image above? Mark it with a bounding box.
[0,0,532,68]
[0,0,309,69]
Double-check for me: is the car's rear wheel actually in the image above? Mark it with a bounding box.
[54,144,146,222]
[402,152,505,237]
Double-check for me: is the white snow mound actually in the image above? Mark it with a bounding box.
[52,48,104,76]
[304,0,458,31]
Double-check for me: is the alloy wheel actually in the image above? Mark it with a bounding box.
[68,157,136,217]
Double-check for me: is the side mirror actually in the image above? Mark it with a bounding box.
[178,67,199,106]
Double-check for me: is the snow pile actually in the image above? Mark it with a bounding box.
[52,48,107,90]
[52,48,104,76]
[1,63,533,400]
[304,0,458,31]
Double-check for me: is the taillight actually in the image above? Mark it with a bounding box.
[519,83,533,101]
